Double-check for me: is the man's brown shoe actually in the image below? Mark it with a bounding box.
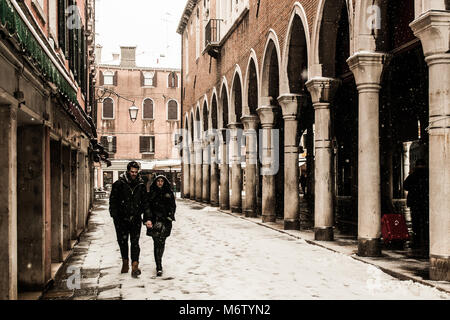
[121,259,129,273]
[131,261,141,278]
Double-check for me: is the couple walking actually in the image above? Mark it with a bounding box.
[109,161,176,278]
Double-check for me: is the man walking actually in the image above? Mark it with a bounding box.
[109,161,150,277]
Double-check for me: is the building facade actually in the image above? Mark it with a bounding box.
[178,0,450,281]
[95,46,182,191]
[0,0,100,299]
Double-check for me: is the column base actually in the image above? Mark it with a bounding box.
[284,220,300,230]
[357,238,382,257]
[210,201,219,207]
[244,209,257,218]
[262,215,276,223]
[429,255,450,281]
[231,206,242,213]
[220,204,230,211]
[314,227,333,241]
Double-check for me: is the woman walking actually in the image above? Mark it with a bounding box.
[144,175,176,276]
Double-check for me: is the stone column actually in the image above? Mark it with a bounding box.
[306,78,340,240]
[209,130,220,207]
[195,140,203,201]
[182,140,190,198]
[17,125,47,290]
[241,115,259,217]
[228,122,243,213]
[0,105,17,300]
[70,149,78,239]
[77,152,86,232]
[202,135,211,203]
[278,94,304,230]
[410,11,450,281]
[189,145,196,200]
[256,105,278,223]
[347,52,388,256]
[219,128,230,210]
[50,140,63,262]
[62,145,71,251]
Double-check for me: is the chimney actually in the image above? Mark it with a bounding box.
[112,53,120,62]
[120,46,137,68]
[95,45,102,65]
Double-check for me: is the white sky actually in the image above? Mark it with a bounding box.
[95,0,188,68]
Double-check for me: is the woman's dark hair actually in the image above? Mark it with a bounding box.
[127,161,140,171]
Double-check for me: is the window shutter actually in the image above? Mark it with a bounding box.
[103,98,114,118]
[150,136,155,153]
[152,71,157,87]
[113,71,118,86]
[143,99,153,119]
[100,136,108,148]
[140,71,144,87]
[140,136,150,153]
[168,100,178,120]
[112,136,117,153]
[99,70,104,86]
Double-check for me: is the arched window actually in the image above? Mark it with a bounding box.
[168,72,178,88]
[102,97,114,119]
[167,100,178,120]
[142,98,154,119]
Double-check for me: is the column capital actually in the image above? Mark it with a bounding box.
[241,114,259,130]
[305,77,340,105]
[227,122,243,130]
[256,105,278,128]
[347,52,390,88]
[277,93,307,119]
[410,10,450,57]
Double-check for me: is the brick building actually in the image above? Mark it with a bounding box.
[95,46,182,191]
[0,0,100,299]
[177,0,450,281]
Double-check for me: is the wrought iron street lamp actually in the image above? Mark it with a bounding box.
[95,86,138,122]
[129,104,139,122]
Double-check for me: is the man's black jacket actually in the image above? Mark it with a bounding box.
[109,173,150,221]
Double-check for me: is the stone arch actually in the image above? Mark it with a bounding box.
[281,2,311,93]
[230,65,244,123]
[190,109,195,143]
[243,49,260,116]
[260,29,282,104]
[282,3,310,93]
[210,88,219,129]
[310,0,354,77]
[195,104,201,141]
[219,77,230,128]
[202,96,209,134]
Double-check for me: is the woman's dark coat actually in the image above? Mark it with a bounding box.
[109,172,150,221]
[144,175,176,238]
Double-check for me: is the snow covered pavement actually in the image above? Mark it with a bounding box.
[42,199,449,300]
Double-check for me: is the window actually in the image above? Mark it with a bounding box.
[103,71,114,85]
[140,136,155,153]
[102,98,114,119]
[185,34,189,74]
[142,98,154,119]
[168,72,178,88]
[142,71,157,87]
[100,136,117,153]
[167,100,178,120]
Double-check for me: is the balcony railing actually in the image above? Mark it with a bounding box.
[205,18,221,46]
[205,19,222,58]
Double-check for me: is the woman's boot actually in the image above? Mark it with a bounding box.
[121,259,129,273]
[131,261,141,277]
